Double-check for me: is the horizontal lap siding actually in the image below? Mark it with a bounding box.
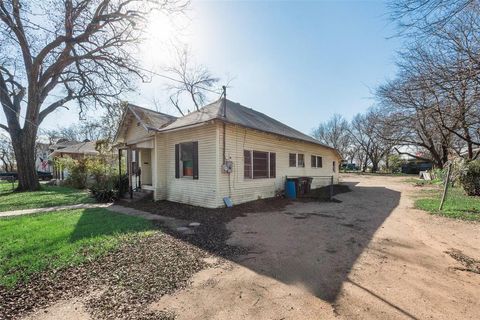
[125,123,150,144]
[217,123,340,206]
[154,123,218,208]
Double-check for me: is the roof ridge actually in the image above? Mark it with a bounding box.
[128,103,178,119]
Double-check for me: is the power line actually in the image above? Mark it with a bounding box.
[1,101,39,129]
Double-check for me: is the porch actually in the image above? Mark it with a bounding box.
[119,138,155,199]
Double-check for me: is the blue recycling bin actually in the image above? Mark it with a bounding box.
[285,179,297,199]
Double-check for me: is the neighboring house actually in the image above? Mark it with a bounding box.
[115,99,341,208]
[49,140,101,159]
[49,140,101,180]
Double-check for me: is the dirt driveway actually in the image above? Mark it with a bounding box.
[152,174,480,320]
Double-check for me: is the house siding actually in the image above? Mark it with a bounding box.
[124,122,151,144]
[153,123,219,208]
[216,123,340,207]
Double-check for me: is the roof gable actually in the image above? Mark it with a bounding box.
[115,104,177,142]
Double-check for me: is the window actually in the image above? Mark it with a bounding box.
[298,154,305,167]
[244,150,276,179]
[289,153,297,167]
[333,161,336,172]
[180,143,193,177]
[311,155,323,168]
[175,142,198,179]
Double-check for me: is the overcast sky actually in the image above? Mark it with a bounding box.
[4,0,402,136]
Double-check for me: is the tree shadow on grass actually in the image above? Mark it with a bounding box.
[69,208,155,243]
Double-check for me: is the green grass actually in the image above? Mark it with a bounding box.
[0,183,93,212]
[0,208,155,288]
[415,187,480,222]
[0,180,17,193]
[403,176,444,187]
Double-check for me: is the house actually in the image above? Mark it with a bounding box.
[49,140,101,159]
[115,98,341,208]
[49,140,103,180]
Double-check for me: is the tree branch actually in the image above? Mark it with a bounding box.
[38,95,74,123]
[0,123,8,131]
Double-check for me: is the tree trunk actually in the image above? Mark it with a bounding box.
[362,155,368,172]
[10,127,40,191]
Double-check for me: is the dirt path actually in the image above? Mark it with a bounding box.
[151,174,480,320]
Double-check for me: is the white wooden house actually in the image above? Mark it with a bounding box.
[115,99,341,208]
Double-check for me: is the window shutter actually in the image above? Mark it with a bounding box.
[175,144,180,178]
[244,150,252,179]
[192,141,199,180]
[311,155,316,168]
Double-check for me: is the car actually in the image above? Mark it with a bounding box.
[0,171,53,181]
[37,171,53,181]
[0,172,17,180]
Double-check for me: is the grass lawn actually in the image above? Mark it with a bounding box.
[0,181,93,212]
[0,208,155,288]
[0,180,17,193]
[415,187,480,222]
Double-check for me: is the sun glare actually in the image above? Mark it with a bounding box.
[141,11,192,67]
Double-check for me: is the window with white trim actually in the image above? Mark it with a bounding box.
[311,155,323,168]
[289,153,296,167]
[244,150,276,179]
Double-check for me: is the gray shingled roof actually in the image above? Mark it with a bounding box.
[116,99,338,154]
[50,140,100,157]
[159,99,336,151]
[128,104,177,130]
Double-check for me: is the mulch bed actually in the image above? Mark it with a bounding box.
[0,232,207,320]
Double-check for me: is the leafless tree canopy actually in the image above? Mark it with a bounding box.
[312,114,351,159]
[166,46,219,115]
[42,101,127,144]
[0,0,186,190]
[389,0,479,36]
[0,133,15,172]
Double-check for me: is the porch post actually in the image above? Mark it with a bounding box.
[127,147,133,199]
[118,148,122,194]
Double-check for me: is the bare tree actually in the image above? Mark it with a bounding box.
[378,1,480,165]
[0,0,186,191]
[389,0,478,36]
[42,101,127,144]
[348,110,392,172]
[0,133,15,172]
[166,46,219,115]
[312,114,351,160]
[376,73,454,168]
